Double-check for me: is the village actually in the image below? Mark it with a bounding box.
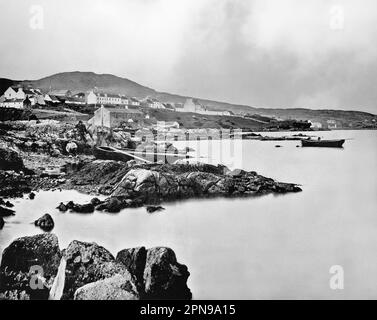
[2,84,372,134]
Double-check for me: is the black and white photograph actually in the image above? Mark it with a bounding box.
[0,0,376,308]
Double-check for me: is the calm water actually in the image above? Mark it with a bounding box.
[1,130,376,299]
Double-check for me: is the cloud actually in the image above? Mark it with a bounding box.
[0,0,376,112]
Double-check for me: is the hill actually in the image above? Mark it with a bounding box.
[1,72,376,126]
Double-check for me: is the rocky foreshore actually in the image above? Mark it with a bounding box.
[59,160,302,213]
[0,233,191,300]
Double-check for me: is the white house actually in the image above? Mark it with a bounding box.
[0,97,31,109]
[2,86,44,106]
[44,94,61,104]
[142,97,165,109]
[327,120,337,129]
[87,106,144,128]
[178,98,230,116]
[86,91,98,104]
[3,87,26,100]
[120,95,129,105]
[129,97,140,107]
[309,120,322,129]
[97,93,122,105]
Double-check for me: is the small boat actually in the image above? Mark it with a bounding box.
[93,146,191,163]
[301,139,345,148]
[93,146,134,162]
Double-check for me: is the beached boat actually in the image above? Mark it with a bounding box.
[93,146,191,163]
[93,146,134,162]
[301,139,345,148]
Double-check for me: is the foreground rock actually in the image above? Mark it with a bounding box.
[0,234,62,300]
[73,274,139,300]
[0,234,192,300]
[34,214,54,231]
[62,240,139,300]
[143,247,191,300]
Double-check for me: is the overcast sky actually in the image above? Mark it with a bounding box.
[0,0,376,113]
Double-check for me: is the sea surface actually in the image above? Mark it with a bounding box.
[1,130,376,299]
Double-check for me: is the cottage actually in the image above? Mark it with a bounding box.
[3,87,25,100]
[309,120,323,129]
[86,91,97,104]
[0,97,31,109]
[44,94,61,104]
[142,97,165,109]
[88,106,144,128]
[48,89,72,97]
[129,97,141,107]
[327,120,337,129]
[97,93,122,105]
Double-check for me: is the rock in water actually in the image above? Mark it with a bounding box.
[34,214,54,231]
[143,247,191,300]
[57,202,68,212]
[71,203,94,213]
[0,147,24,171]
[0,233,62,300]
[62,240,139,300]
[29,192,35,200]
[74,274,139,300]
[116,247,147,290]
[146,205,165,214]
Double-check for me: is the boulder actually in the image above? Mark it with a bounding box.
[57,202,68,212]
[116,247,147,289]
[71,203,94,214]
[0,206,15,217]
[61,240,138,300]
[0,147,24,171]
[34,214,54,231]
[146,205,165,214]
[73,274,139,300]
[29,192,35,200]
[90,197,102,206]
[226,168,246,177]
[0,233,62,300]
[143,247,191,300]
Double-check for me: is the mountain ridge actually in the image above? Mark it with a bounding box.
[1,72,376,122]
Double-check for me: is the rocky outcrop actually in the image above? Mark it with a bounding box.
[64,161,301,211]
[116,246,191,300]
[34,214,54,231]
[111,163,301,204]
[143,247,191,300]
[61,240,139,300]
[0,147,24,171]
[0,234,191,300]
[0,170,33,198]
[0,233,62,300]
